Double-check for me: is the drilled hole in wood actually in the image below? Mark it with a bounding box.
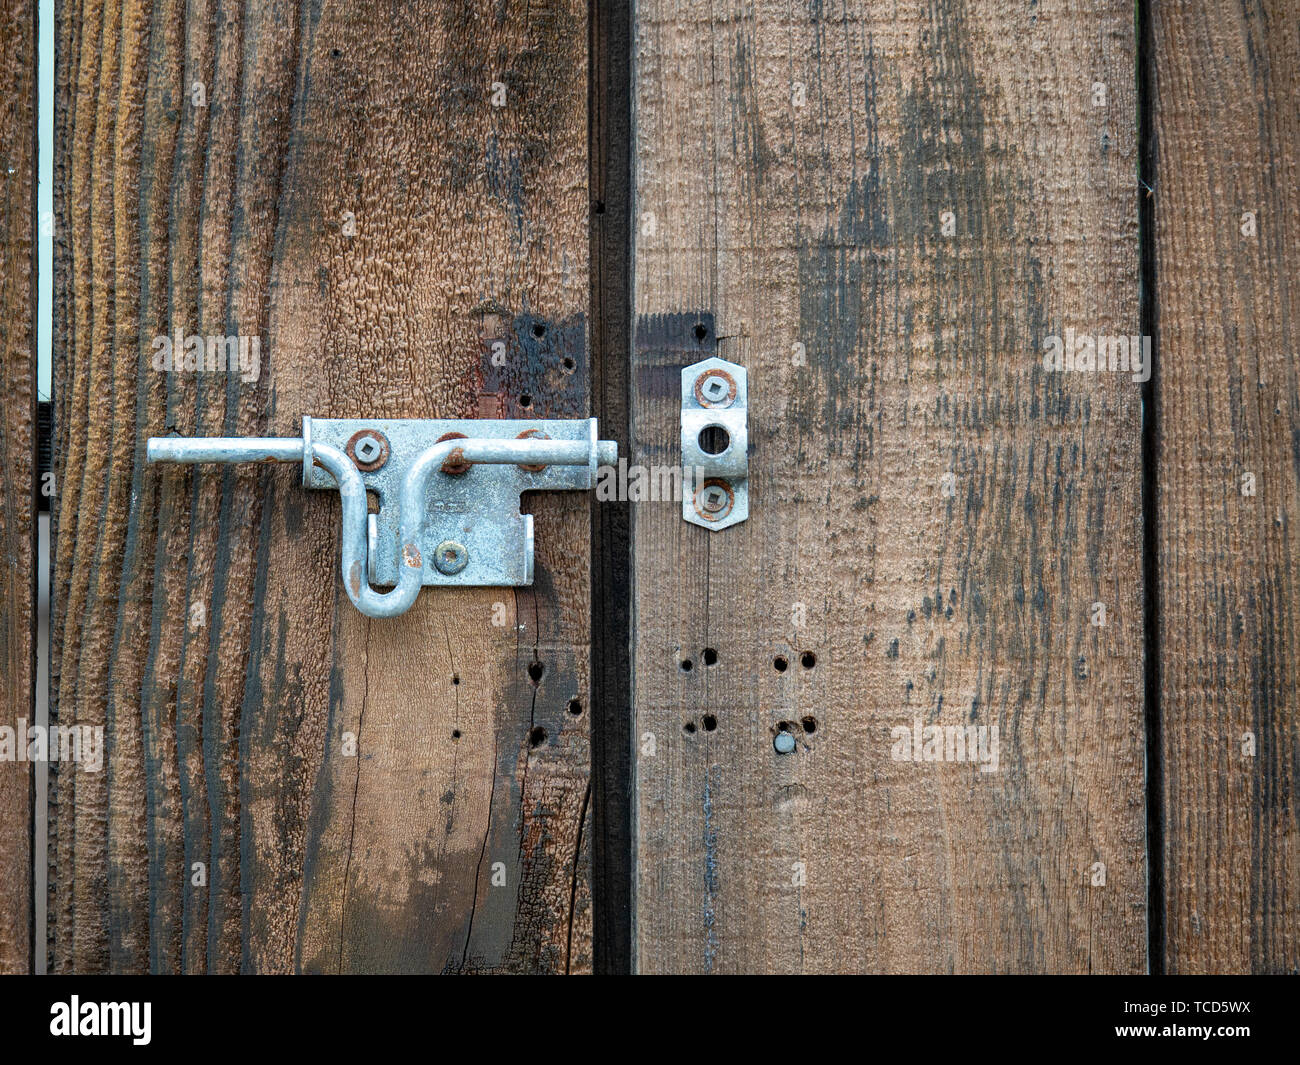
[451,729,462,740]
[561,356,576,372]
[532,323,546,338]
[679,658,693,672]
[702,714,717,732]
[702,647,718,665]
[683,721,696,734]
[452,675,460,686]
[773,655,788,673]
[528,726,547,747]
[528,661,544,683]
[693,323,708,340]
[567,698,582,716]
[801,651,817,669]
[801,716,817,733]
[519,394,532,408]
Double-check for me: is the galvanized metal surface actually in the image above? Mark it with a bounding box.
[681,357,748,530]
[146,417,617,617]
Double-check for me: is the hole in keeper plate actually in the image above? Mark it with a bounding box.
[697,425,729,455]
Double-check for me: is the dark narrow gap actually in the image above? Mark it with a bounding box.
[1136,0,1164,976]
[588,0,633,974]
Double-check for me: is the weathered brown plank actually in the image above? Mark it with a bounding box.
[0,0,36,976]
[631,0,1147,972]
[53,0,592,973]
[1153,0,1300,974]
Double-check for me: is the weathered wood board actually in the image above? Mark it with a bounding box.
[52,0,593,973]
[631,0,1148,972]
[0,0,36,977]
[1153,0,1300,974]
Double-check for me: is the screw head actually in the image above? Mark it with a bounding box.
[701,377,728,401]
[434,540,468,575]
[700,485,728,513]
[694,368,738,408]
[774,732,796,754]
[691,478,734,521]
[347,429,390,471]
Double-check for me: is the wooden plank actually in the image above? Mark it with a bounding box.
[0,0,36,976]
[53,0,592,973]
[1153,1,1300,973]
[631,0,1147,972]
[589,0,633,972]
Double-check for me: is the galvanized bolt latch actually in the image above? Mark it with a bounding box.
[682,357,748,530]
[147,417,617,618]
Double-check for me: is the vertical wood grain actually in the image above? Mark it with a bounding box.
[1153,0,1300,974]
[0,0,36,977]
[631,0,1147,973]
[53,0,592,973]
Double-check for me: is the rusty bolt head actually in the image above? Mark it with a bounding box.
[694,368,737,408]
[700,484,729,513]
[434,540,468,575]
[692,478,734,522]
[347,429,390,471]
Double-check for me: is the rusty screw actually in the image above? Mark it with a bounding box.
[700,484,729,513]
[694,368,737,408]
[347,429,390,470]
[700,376,729,403]
[434,540,468,575]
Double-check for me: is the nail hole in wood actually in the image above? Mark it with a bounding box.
[773,655,788,673]
[800,651,817,669]
[702,714,717,732]
[528,726,547,747]
[702,647,718,665]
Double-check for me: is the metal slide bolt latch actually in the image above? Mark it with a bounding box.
[146,417,617,618]
[682,357,748,530]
